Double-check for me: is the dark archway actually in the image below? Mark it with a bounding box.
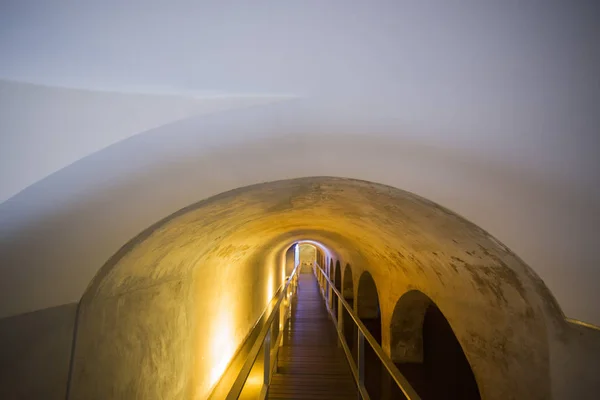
[333,260,342,318]
[357,272,381,342]
[342,263,355,357]
[357,271,383,399]
[390,291,480,400]
[316,248,324,270]
[328,259,335,309]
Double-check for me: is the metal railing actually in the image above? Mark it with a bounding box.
[313,263,422,400]
[207,262,301,400]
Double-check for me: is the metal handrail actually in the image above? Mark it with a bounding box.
[314,263,422,400]
[208,262,301,400]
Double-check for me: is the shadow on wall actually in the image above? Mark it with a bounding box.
[0,303,78,400]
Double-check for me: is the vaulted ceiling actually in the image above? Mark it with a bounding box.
[0,1,599,327]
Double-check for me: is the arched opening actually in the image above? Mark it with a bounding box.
[328,259,335,309]
[333,260,342,317]
[316,248,324,269]
[357,272,381,341]
[298,243,316,265]
[390,290,480,400]
[328,259,333,278]
[357,271,383,399]
[342,263,355,357]
[298,243,317,277]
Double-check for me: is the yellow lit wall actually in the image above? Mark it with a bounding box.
[66,178,592,400]
[69,201,287,399]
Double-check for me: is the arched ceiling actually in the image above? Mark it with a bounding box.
[0,80,292,203]
[75,177,557,399]
[0,1,599,327]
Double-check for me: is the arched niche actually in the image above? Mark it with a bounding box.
[333,260,342,317]
[329,259,334,279]
[343,263,354,302]
[334,260,341,291]
[357,271,381,342]
[342,263,355,355]
[327,259,335,309]
[390,290,481,400]
[356,271,383,398]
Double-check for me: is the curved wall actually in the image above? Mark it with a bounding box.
[1,97,598,326]
[1,1,598,326]
[1,2,599,398]
[70,178,560,400]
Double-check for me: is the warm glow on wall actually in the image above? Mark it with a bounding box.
[209,308,236,386]
[246,371,263,387]
[266,272,274,305]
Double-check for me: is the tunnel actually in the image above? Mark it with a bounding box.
[1,174,599,399]
[2,175,592,399]
[60,177,561,399]
[2,2,600,400]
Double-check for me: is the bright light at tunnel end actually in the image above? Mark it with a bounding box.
[296,240,333,263]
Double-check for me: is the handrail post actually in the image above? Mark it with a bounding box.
[325,280,330,310]
[336,293,343,349]
[337,294,343,334]
[317,269,323,290]
[279,299,285,349]
[357,330,365,397]
[264,329,271,387]
[329,282,334,311]
[318,269,322,290]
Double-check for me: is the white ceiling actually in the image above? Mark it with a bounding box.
[0,1,598,324]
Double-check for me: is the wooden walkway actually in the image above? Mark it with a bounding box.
[267,266,358,399]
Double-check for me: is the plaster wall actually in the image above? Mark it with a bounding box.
[0,303,77,400]
[69,193,287,399]
[0,79,287,203]
[0,1,599,328]
[548,323,600,400]
[68,178,567,400]
[0,3,598,397]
